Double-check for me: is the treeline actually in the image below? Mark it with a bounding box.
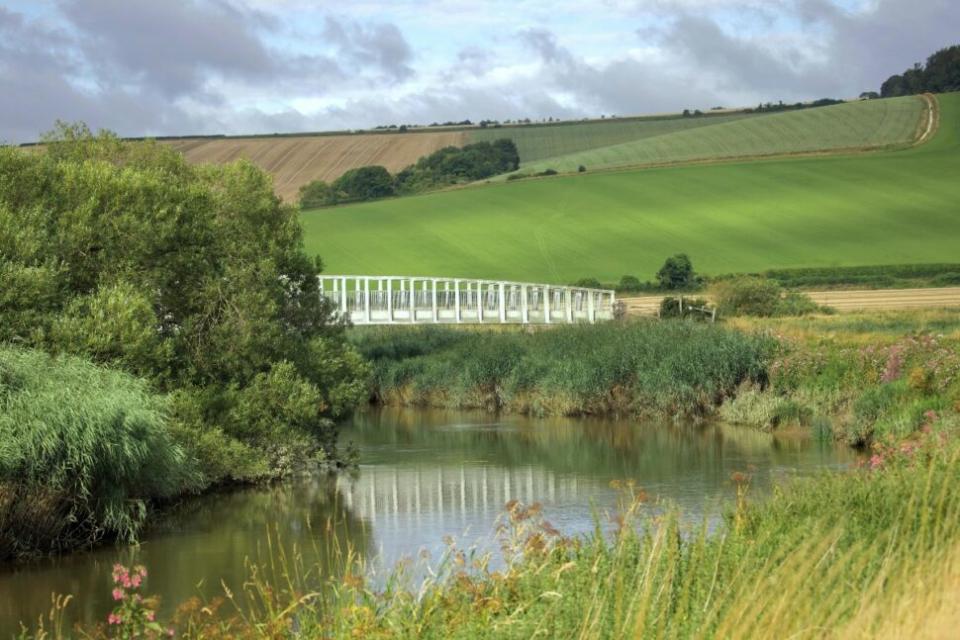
[0,123,367,559]
[881,44,960,97]
[298,139,519,209]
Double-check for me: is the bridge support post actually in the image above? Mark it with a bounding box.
[544,286,551,323]
[454,280,461,323]
[477,282,483,322]
[409,278,416,323]
[340,277,347,314]
[521,284,529,323]
[364,278,371,323]
[498,282,506,323]
[565,289,573,323]
[387,278,393,322]
[588,290,595,323]
[431,279,438,322]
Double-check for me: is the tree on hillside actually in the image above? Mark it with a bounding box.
[656,254,697,290]
[332,165,395,202]
[298,179,335,209]
[880,45,960,97]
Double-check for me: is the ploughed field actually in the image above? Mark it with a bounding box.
[166,130,466,201]
[300,93,960,283]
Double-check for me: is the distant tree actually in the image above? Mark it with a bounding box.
[859,91,880,100]
[572,277,603,289]
[618,275,641,291]
[656,254,696,290]
[398,124,408,132]
[682,109,692,117]
[880,45,960,96]
[578,165,586,173]
[332,166,395,202]
[298,179,335,209]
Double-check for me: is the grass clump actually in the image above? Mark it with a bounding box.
[352,322,773,419]
[0,347,197,561]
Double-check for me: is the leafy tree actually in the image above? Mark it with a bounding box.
[298,179,335,209]
[332,165,395,202]
[0,123,368,483]
[880,45,960,97]
[656,254,697,290]
[617,275,642,291]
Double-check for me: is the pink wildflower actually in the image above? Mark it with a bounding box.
[107,613,122,625]
[146,611,156,622]
[112,588,125,601]
[869,454,884,469]
[131,574,142,588]
[923,410,938,423]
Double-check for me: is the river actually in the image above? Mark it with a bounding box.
[0,408,856,635]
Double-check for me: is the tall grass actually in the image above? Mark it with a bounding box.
[28,430,960,638]
[0,347,198,561]
[353,322,773,419]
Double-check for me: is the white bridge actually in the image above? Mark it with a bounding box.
[319,275,616,325]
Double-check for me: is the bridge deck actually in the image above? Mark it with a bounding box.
[320,275,616,325]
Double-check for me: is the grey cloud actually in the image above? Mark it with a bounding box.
[323,16,414,82]
[59,0,279,99]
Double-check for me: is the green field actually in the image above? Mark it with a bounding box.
[469,112,757,163]
[505,95,926,175]
[301,93,958,284]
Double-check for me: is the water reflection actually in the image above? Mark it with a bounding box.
[0,408,855,635]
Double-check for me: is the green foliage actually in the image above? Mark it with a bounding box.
[298,179,335,209]
[0,347,196,560]
[659,296,713,320]
[758,262,960,288]
[0,124,367,489]
[332,165,395,202]
[395,139,519,193]
[714,276,820,317]
[353,322,772,418]
[655,253,696,289]
[881,44,960,97]
[617,274,642,291]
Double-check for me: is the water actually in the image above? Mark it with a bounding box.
[0,408,856,634]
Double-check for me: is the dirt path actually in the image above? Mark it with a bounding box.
[621,287,960,316]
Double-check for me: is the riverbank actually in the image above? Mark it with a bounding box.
[354,310,960,448]
[24,422,959,638]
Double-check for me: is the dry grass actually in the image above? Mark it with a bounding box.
[166,130,466,201]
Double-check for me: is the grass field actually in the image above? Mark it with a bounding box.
[470,112,756,164]
[301,93,958,284]
[166,130,465,201]
[505,95,926,175]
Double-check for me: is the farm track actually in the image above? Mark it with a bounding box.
[621,287,960,316]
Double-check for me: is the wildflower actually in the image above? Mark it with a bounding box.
[869,454,884,469]
[146,611,156,622]
[923,409,938,423]
[112,588,125,601]
[107,613,122,625]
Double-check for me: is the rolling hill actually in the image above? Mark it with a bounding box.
[299,93,958,284]
[165,130,466,201]
[501,95,928,176]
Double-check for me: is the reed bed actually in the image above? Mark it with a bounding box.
[0,347,196,561]
[353,322,773,419]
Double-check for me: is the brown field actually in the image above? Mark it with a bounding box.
[621,286,960,316]
[165,130,467,202]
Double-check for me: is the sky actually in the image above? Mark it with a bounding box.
[1,0,957,143]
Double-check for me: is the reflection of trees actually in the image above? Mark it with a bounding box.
[0,478,369,636]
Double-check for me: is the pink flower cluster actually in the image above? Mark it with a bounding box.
[105,563,173,637]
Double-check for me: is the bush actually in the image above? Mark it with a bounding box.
[715,277,824,317]
[298,179,335,209]
[0,347,197,560]
[572,277,603,289]
[577,165,586,173]
[617,275,642,291]
[659,296,713,320]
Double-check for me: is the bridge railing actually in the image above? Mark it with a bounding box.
[319,275,615,325]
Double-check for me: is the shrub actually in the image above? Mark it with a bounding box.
[659,296,713,320]
[714,277,822,317]
[0,347,197,560]
[577,165,587,172]
[617,275,642,291]
[298,179,335,209]
[332,165,395,202]
[572,277,603,289]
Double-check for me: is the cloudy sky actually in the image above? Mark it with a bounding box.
[1,0,957,143]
